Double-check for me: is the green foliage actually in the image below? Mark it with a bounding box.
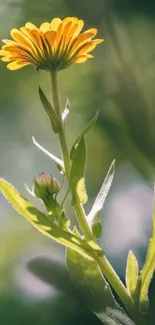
[125,250,139,305]
[66,247,117,313]
[69,137,87,205]
[98,307,136,325]
[0,178,99,260]
[87,160,115,238]
[67,247,136,325]
[32,136,65,174]
[38,86,59,133]
[139,187,155,314]
[70,111,98,160]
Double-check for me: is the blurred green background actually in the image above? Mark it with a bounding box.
[0,0,155,324]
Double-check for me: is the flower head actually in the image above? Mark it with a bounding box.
[33,173,60,199]
[0,17,104,71]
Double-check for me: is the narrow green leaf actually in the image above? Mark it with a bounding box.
[87,160,115,238]
[67,246,135,325]
[76,178,88,204]
[39,86,58,133]
[69,137,87,205]
[66,248,117,314]
[32,136,64,174]
[70,111,98,160]
[0,178,100,260]
[67,246,134,324]
[125,250,139,303]
[98,308,135,325]
[139,186,155,313]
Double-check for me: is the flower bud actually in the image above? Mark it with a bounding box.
[33,173,60,199]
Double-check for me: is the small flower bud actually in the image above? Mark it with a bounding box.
[33,173,60,199]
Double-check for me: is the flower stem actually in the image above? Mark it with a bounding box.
[50,69,148,325]
[50,69,93,241]
[50,70,71,179]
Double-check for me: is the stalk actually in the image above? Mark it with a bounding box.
[50,70,93,241]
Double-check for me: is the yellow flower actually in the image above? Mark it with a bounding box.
[0,17,104,71]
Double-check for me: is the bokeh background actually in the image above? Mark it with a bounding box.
[0,0,155,324]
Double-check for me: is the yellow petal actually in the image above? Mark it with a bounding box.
[44,30,56,46]
[31,30,44,51]
[71,19,84,38]
[77,39,104,58]
[62,17,78,27]
[10,29,32,49]
[21,27,43,50]
[77,42,98,55]
[62,21,73,37]
[93,38,104,44]
[50,18,62,31]
[65,23,78,43]
[7,60,30,70]
[75,55,88,63]
[86,54,94,58]
[69,32,95,54]
[53,22,63,51]
[25,22,37,30]
[84,28,97,36]
[1,45,33,62]
[2,45,26,54]
[0,50,9,56]
[59,21,73,49]
[2,45,18,51]
[1,56,12,62]
[61,17,78,35]
[63,20,83,47]
[40,22,50,33]
[2,39,17,45]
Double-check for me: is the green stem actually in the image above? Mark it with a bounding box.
[50,69,147,325]
[50,69,71,180]
[75,194,95,241]
[50,70,93,241]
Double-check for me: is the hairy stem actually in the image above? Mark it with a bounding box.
[50,70,93,241]
[50,70,71,179]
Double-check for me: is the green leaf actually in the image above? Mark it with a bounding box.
[76,178,88,204]
[39,86,58,133]
[98,308,135,325]
[66,248,117,314]
[87,160,115,238]
[69,137,87,205]
[32,136,64,174]
[67,246,135,325]
[125,250,139,304]
[70,111,98,160]
[139,186,155,314]
[0,178,101,260]
[67,247,135,325]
